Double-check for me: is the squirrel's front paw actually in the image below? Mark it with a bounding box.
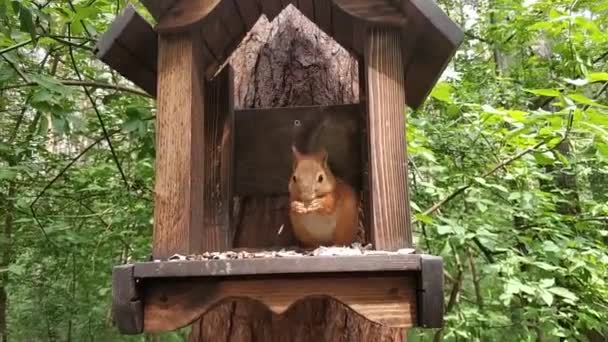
[291,201,308,214]
[308,199,323,212]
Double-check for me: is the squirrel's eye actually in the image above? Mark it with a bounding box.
[292,176,297,183]
[317,174,324,183]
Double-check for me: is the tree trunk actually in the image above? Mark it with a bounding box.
[189,7,404,342]
[1,184,14,342]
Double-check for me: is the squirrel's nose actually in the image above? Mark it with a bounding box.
[302,193,315,202]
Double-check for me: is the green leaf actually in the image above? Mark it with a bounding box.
[31,88,55,104]
[51,114,67,134]
[37,114,49,136]
[8,264,25,276]
[436,225,453,236]
[540,290,554,306]
[588,72,608,82]
[415,213,433,224]
[18,5,35,40]
[548,287,578,301]
[524,88,561,97]
[540,278,555,288]
[473,177,487,185]
[533,261,559,271]
[29,74,71,95]
[533,152,555,165]
[431,82,454,103]
[568,94,608,108]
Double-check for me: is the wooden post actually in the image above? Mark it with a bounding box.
[154,32,233,259]
[364,26,412,250]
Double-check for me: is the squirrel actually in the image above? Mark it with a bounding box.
[288,145,359,248]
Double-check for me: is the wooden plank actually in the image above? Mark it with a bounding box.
[313,0,332,35]
[217,0,248,66]
[400,0,464,109]
[352,18,367,56]
[218,0,246,38]
[112,265,143,334]
[333,0,407,26]
[96,42,157,96]
[259,0,284,21]
[296,0,314,21]
[418,255,444,328]
[234,104,362,196]
[133,254,422,278]
[143,274,417,332]
[157,0,221,32]
[235,0,262,30]
[364,27,412,250]
[331,2,357,57]
[94,5,157,96]
[200,66,235,252]
[358,58,372,243]
[200,10,231,63]
[153,32,206,259]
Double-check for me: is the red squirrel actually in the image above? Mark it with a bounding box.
[288,146,358,248]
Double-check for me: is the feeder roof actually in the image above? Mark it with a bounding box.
[95,0,463,108]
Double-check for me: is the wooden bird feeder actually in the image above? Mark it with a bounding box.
[94,0,463,335]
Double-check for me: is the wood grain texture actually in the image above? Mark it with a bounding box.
[358,58,372,244]
[112,265,143,334]
[109,0,463,109]
[94,5,157,96]
[190,297,406,342]
[234,105,361,196]
[334,0,406,26]
[418,255,444,328]
[200,66,235,252]
[144,275,417,332]
[157,0,221,32]
[154,32,206,259]
[133,254,422,278]
[364,27,412,250]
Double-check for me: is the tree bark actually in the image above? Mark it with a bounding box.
[188,7,404,342]
[1,184,14,342]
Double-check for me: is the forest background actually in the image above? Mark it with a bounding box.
[0,0,607,341]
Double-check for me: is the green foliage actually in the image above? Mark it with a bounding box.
[408,0,608,340]
[0,0,606,341]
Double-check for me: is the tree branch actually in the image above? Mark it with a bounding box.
[30,130,121,245]
[0,39,34,56]
[0,80,151,98]
[415,140,545,221]
[67,26,129,189]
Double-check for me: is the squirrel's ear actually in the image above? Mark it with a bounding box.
[292,145,302,166]
[318,147,328,166]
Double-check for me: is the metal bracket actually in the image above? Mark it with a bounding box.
[112,265,144,334]
[417,255,444,328]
